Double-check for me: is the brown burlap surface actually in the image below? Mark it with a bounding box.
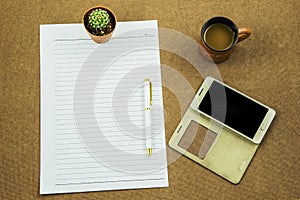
[1,0,299,199]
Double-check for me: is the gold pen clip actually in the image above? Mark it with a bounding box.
[149,81,152,106]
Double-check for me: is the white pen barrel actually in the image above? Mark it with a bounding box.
[144,80,150,108]
[145,109,151,148]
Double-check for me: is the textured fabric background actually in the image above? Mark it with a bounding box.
[0,0,299,199]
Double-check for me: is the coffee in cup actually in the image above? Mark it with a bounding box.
[204,23,235,51]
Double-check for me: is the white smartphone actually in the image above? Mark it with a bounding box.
[191,77,276,144]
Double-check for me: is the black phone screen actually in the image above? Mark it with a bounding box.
[198,81,268,139]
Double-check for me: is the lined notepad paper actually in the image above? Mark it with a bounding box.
[40,20,168,194]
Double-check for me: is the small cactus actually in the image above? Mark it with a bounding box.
[88,9,110,30]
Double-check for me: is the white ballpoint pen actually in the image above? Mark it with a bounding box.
[144,78,152,156]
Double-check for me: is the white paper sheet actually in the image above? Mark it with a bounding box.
[40,20,168,194]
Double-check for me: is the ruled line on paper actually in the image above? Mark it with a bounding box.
[54,148,164,157]
[54,59,157,65]
[55,169,153,176]
[53,76,158,82]
[53,111,150,117]
[54,149,164,157]
[53,121,162,127]
[54,158,164,166]
[53,81,157,87]
[54,139,160,146]
[55,97,158,103]
[53,139,163,146]
[53,34,155,41]
[54,136,164,143]
[54,171,164,182]
[55,173,164,181]
[53,35,155,43]
[54,54,156,59]
[55,178,165,186]
[54,144,162,151]
[54,120,161,126]
[55,162,164,170]
[54,142,163,148]
[54,70,158,77]
[53,134,164,142]
[54,116,161,122]
[54,127,158,132]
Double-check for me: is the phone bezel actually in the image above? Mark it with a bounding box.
[191,77,276,144]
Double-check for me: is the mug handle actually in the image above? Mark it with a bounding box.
[237,28,252,43]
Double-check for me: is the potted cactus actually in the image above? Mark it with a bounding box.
[83,6,117,43]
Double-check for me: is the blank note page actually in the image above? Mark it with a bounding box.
[40,21,168,194]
